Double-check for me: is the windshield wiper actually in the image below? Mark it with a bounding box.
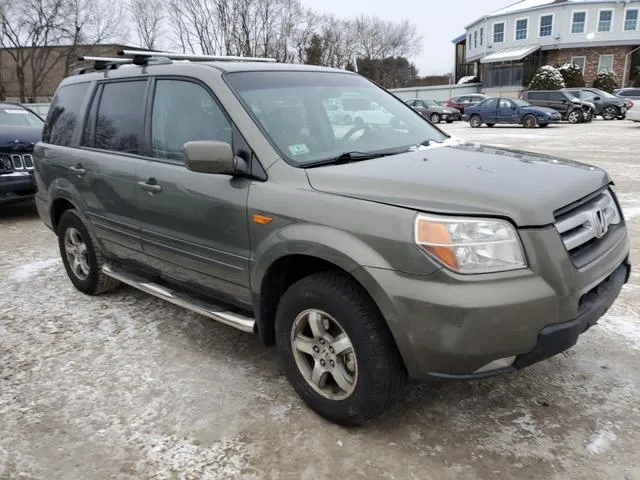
[304,151,392,168]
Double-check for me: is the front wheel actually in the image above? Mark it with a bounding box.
[275,272,406,426]
[602,106,618,120]
[567,110,583,124]
[522,115,537,128]
[469,115,482,128]
[430,112,441,124]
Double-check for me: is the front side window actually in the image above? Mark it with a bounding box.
[515,19,528,40]
[572,11,586,33]
[598,10,613,32]
[498,99,512,109]
[225,71,447,166]
[598,54,614,72]
[539,14,553,36]
[625,9,638,31]
[90,81,147,154]
[493,23,505,43]
[151,80,232,162]
[43,82,90,146]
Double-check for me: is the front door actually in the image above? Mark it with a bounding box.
[136,78,252,307]
[497,99,519,123]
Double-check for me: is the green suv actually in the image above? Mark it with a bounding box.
[34,51,631,426]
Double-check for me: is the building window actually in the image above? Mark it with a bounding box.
[598,10,613,32]
[572,11,587,33]
[571,56,586,75]
[480,27,484,46]
[493,23,505,43]
[625,9,638,31]
[468,34,472,48]
[474,30,477,48]
[515,18,528,40]
[598,54,614,72]
[539,14,553,36]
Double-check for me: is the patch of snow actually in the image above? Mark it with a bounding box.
[586,429,617,454]
[8,258,60,282]
[622,206,640,220]
[457,76,478,85]
[599,314,640,351]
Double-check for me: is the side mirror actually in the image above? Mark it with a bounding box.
[184,140,246,175]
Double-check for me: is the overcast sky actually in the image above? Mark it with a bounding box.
[303,0,515,75]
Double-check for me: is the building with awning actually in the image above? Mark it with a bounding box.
[453,0,640,96]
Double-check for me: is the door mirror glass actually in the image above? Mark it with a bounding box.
[184,141,237,175]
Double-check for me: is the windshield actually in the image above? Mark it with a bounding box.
[225,71,448,166]
[512,99,530,107]
[0,106,44,127]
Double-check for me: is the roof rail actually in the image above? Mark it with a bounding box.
[117,49,277,63]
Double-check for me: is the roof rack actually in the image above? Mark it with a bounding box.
[117,49,277,63]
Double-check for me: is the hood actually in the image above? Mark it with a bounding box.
[521,106,560,115]
[305,141,609,226]
[0,125,43,152]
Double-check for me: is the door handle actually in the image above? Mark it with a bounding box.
[69,164,86,177]
[137,180,162,193]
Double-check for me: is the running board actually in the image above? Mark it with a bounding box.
[102,265,255,333]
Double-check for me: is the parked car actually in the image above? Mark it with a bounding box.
[520,90,594,123]
[564,88,627,120]
[445,94,488,113]
[35,51,631,426]
[613,87,640,101]
[0,102,44,206]
[338,96,394,126]
[627,99,640,122]
[463,97,562,128]
[405,99,461,124]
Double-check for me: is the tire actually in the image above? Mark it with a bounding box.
[567,109,583,124]
[57,209,120,295]
[602,106,618,120]
[446,119,454,124]
[539,123,549,128]
[486,123,495,127]
[522,115,536,128]
[469,115,482,128]
[275,271,406,426]
[430,112,441,124]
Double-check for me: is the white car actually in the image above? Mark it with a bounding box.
[627,99,640,122]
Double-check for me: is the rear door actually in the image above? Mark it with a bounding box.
[136,77,252,307]
[480,98,498,123]
[76,79,149,260]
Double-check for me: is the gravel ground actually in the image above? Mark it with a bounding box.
[1,119,639,480]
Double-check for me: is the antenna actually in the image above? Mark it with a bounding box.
[117,50,277,63]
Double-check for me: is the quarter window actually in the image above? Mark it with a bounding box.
[598,10,613,32]
[43,82,90,146]
[572,11,586,33]
[625,9,638,31]
[493,23,505,43]
[598,54,614,72]
[515,19,528,40]
[151,79,232,162]
[539,14,553,36]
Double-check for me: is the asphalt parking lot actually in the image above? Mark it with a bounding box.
[1,119,639,480]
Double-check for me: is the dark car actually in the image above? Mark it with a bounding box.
[613,88,640,100]
[463,98,561,128]
[520,90,594,123]
[445,94,488,113]
[405,99,461,124]
[0,103,44,205]
[564,88,627,120]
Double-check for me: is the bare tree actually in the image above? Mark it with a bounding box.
[129,0,164,50]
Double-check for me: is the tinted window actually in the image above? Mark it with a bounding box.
[526,92,546,100]
[93,81,147,154]
[43,83,90,146]
[548,92,565,101]
[151,80,232,162]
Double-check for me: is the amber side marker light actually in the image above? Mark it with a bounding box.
[253,214,273,225]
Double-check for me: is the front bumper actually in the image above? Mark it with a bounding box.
[0,172,36,203]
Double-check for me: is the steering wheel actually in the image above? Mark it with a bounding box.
[342,123,371,141]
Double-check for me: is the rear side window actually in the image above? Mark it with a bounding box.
[548,92,564,101]
[85,81,147,154]
[43,82,90,146]
[526,92,545,100]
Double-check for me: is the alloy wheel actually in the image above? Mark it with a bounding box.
[64,227,90,280]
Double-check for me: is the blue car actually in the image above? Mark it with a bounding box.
[462,98,561,128]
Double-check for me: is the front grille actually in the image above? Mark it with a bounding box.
[554,189,621,261]
[0,154,12,172]
[11,154,23,170]
[0,153,34,172]
[22,154,34,169]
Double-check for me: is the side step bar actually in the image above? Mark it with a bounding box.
[102,265,256,333]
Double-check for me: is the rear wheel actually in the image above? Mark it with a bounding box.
[567,109,583,124]
[469,115,482,128]
[275,272,406,426]
[602,106,618,120]
[430,112,441,124]
[522,114,536,128]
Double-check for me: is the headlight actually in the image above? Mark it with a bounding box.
[414,213,526,274]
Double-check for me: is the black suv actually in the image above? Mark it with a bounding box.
[520,90,594,123]
[0,103,44,205]
[564,88,627,120]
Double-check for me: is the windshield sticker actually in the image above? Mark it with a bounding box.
[288,144,310,156]
[4,109,29,114]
